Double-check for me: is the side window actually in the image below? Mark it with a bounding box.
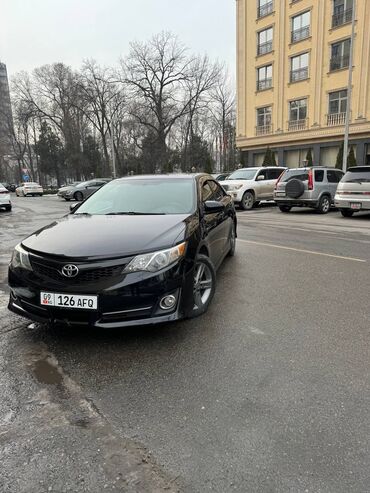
[201,182,213,202]
[335,170,344,182]
[315,170,324,182]
[327,170,340,183]
[267,168,284,180]
[208,181,225,201]
[95,181,106,186]
[256,170,267,180]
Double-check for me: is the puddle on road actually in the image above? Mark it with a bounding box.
[32,357,63,385]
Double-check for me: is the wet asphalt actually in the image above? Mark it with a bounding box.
[1,196,370,492]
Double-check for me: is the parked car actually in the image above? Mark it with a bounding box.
[8,174,237,328]
[220,167,286,210]
[15,182,44,197]
[335,166,370,217]
[64,179,110,201]
[0,182,12,211]
[3,183,17,193]
[212,173,230,182]
[57,181,81,199]
[274,167,344,214]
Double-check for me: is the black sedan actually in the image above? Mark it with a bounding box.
[8,174,237,328]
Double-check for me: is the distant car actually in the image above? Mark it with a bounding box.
[212,173,230,182]
[15,182,43,197]
[220,167,286,210]
[64,179,110,202]
[57,182,81,200]
[335,166,370,217]
[3,183,16,193]
[274,167,344,214]
[0,182,12,211]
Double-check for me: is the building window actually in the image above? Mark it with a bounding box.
[257,28,273,56]
[290,53,309,82]
[332,0,353,28]
[288,99,308,131]
[291,11,311,43]
[257,65,272,91]
[327,90,348,125]
[258,0,274,18]
[256,106,272,135]
[330,39,351,71]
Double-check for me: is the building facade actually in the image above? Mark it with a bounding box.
[236,0,370,168]
[0,62,15,180]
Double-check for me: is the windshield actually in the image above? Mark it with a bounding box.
[342,168,370,183]
[227,169,257,181]
[281,169,309,182]
[75,178,196,215]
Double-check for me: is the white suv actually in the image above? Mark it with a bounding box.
[220,167,286,210]
[335,166,370,217]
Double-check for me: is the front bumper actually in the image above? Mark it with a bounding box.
[0,198,11,207]
[226,190,244,203]
[8,258,194,328]
[334,195,370,211]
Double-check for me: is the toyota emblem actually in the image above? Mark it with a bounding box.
[61,264,79,278]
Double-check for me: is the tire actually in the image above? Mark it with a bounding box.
[286,179,305,199]
[340,209,354,218]
[228,222,236,257]
[240,191,255,210]
[279,205,292,213]
[74,191,84,202]
[188,254,216,318]
[317,195,331,214]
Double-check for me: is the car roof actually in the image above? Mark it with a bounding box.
[347,166,370,172]
[116,174,207,182]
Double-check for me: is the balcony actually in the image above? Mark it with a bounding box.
[327,112,347,126]
[290,67,309,83]
[257,78,272,91]
[332,8,353,28]
[330,55,350,71]
[256,124,273,136]
[258,1,273,18]
[257,41,273,56]
[291,26,310,43]
[288,119,308,132]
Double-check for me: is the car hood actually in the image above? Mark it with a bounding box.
[22,214,195,259]
[220,179,253,188]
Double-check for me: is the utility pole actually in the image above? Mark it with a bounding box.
[110,116,116,179]
[343,0,356,172]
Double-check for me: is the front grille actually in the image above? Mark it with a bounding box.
[31,259,124,284]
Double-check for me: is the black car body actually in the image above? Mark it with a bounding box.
[8,174,237,328]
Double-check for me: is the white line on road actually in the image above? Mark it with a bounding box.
[237,239,367,263]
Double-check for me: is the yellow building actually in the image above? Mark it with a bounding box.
[236,0,370,168]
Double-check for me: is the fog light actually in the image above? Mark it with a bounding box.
[159,294,177,310]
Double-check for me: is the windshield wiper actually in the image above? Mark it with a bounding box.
[105,211,166,215]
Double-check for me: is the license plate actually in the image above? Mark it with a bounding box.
[275,192,286,197]
[40,292,98,310]
[350,202,362,210]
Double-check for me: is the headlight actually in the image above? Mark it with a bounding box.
[11,243,32,271]
[228,184,243,191]
[124,242,186,273]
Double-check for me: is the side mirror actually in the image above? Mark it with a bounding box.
[256,175,265,181]
[204,200,225,214]
[70,203,79,213]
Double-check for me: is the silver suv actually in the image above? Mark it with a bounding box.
[335,166,370,217]
[274,167,344,214]
[220,167,286,210]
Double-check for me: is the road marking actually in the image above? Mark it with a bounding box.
[237,239,367,263]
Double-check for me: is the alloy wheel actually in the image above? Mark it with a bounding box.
[193,261,213,309]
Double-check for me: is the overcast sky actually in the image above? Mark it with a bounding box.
[1,0,236,78]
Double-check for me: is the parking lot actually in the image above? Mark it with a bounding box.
[1,195,370,492]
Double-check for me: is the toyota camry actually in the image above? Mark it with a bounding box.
[8,174,237,328]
